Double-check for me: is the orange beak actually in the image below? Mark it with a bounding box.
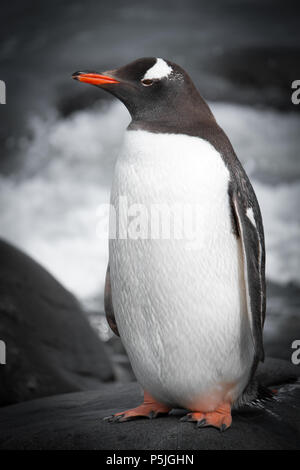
[72,71,120,86]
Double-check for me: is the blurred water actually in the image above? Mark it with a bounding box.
[0,99,299,306]
[1,0,299,157]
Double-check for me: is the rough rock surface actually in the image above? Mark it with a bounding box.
[0,239,114,406]
[0,358,299,450]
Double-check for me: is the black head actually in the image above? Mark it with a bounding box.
[72,57,214,129]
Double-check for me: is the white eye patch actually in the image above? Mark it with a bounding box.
[143,58,173,80]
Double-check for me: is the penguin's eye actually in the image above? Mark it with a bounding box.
[141,79,154,87]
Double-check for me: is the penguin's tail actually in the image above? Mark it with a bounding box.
[233,381,276,410]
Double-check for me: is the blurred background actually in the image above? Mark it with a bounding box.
[0,0,299,382]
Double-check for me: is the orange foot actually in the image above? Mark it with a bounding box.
[181,402,232,432]
[104,390,171,423]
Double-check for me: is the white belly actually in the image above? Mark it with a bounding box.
[109,130,254,411]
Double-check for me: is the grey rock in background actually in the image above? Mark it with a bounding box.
[0,239,114,406]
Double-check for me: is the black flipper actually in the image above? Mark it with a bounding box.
[193,122,266,363]
[104,264,119,337]
[229,161,266,362]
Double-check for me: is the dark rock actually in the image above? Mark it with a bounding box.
[264,281,300,361]
[255,357,300,387]
[0,239,114,407]
[0,358,299,450]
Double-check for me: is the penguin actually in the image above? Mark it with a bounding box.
[72,58,266,431]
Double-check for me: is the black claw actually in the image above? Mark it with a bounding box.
[115,415,124,422]
[103,415,114,422]
[220,423,228,432]
[104,414,125,423]
[196,419,207,428]
[180,414,190,422]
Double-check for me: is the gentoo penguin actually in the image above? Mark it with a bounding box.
[72,58,266,431]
